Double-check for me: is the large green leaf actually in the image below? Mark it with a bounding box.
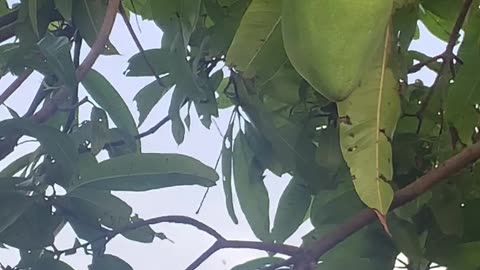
[446,6,480,144]
[233,131,270,241]
[336,33,400,214]
[70,153,219,191]
[0,119,78,179]
[72,0,118,55]
[81,69,140,151]
[226,0,286,80]
[125,49,172,77]
[271,177,310,244]
[0,201,64,249]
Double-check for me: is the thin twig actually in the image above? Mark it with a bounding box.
[412,0,473,120]
[0,69,33,105]
[120,5,165,89]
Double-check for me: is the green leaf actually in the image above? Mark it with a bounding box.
[81,69,140,151]
[71,153,219,191]
[226,0,286,80]
[428,183,464,236]
[0,201,63,249]
[72,0,118,55]
[0,152,34,177]
[271,177,310,244]
[231,257,284,270]
[390,216,425,263]
[134,75,175,126]
[446,6,480,144]
[121,215,156,243]
[90,254,133,270]
[221,121,238,224]
[150,0,201,45]
[336,35,400,214]
[32,258,74,270]
[233,131,270,241]
[37,33,77,92]
[54,0,72,20]
[58,188,132,229]
[310,182,364,228]
[0,193,34,234]
[28,0,39,38]
[125,49,171,77]
[0,119,78,179]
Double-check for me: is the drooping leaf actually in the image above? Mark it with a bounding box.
[233,131,270,241]
[0,192,34,234]
[72,0,118,55]
[337,31,400,214]
[222,120,238,224]
[271,177,310,244]
[81,69,140,151]
[90,254,133,270]
[71,153,219,191]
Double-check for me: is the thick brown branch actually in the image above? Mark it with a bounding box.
[0,69,33,105]
[291,141,480,267]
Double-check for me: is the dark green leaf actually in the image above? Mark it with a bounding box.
[90,254,133,270]
[233,131,270,241]
[222,121,238,224]
[0,119,78,179]
[271,178,310,244]
[32,258,74,270]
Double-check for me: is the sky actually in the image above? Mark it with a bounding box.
[0,2,451,270]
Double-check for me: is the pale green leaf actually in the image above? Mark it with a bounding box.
[134,75,175,126]
[337,34,400,214]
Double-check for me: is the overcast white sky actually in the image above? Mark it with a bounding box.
[0,2,449,269]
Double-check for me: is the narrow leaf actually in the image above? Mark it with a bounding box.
[233,131,270,241]
[71,153,219,191]
[134,75,175,126]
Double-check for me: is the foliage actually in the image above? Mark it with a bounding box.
[0,0,479,269]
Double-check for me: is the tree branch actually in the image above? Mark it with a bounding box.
[286,141,480,268]
[55,214,299,266]
[0,0,121,160]
[0,69,33,105]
